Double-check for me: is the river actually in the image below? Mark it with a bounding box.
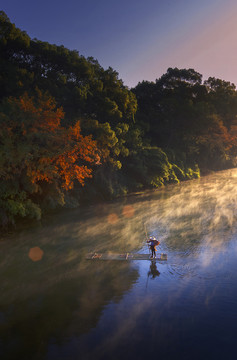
[1,168,237,360]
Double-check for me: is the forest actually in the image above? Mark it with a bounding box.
[1,10,237,228]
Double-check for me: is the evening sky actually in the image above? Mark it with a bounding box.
[1,0,237,87]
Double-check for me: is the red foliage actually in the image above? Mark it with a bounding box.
[1,92,100,190]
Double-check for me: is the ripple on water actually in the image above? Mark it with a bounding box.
[1,169,237,359]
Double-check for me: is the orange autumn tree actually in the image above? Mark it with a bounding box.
[195,114,237,170]
[0,92,100,225]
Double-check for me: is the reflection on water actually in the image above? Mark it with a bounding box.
[147,261,160,279]
[1,169,237,359]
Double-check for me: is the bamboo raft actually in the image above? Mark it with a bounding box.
[86,252,168,261]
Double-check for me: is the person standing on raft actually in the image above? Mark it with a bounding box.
[147,236,160,259]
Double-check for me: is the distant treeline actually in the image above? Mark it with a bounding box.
[0,10,237,227]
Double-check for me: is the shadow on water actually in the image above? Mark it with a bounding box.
[0,255,139,359]
[1,169,237,359]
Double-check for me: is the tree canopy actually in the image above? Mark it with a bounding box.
[1,11,237,228]
[0,91,100,225]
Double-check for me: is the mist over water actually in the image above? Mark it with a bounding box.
[1,169,237,359]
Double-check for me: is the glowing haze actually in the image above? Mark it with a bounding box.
[1,0,237,87]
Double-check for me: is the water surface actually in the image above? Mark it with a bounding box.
[1,169,237,359]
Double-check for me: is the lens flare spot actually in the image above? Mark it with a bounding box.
[108,213,119,224]
[28,247,44,262]
[122,205,135,218]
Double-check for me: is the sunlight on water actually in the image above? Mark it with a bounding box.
[1,169,237,359]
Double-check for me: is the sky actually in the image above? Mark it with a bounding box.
[1,0,237,88]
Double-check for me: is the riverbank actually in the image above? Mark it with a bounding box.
[1,166,234,238]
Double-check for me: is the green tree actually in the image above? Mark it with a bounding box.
[204,77,237,129]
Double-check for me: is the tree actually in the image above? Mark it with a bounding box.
[195,114,236,170]
[133,68,237,173]
[133,68,207,149]
[204,77,237,129]
[0,11,137,125]
[0,91,100,226]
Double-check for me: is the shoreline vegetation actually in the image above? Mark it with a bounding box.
[1,10,237,230]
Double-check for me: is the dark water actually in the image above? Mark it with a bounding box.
[1,169,237,360]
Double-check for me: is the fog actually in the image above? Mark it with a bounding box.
[1,168,237,281]
[1,168,237,359]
